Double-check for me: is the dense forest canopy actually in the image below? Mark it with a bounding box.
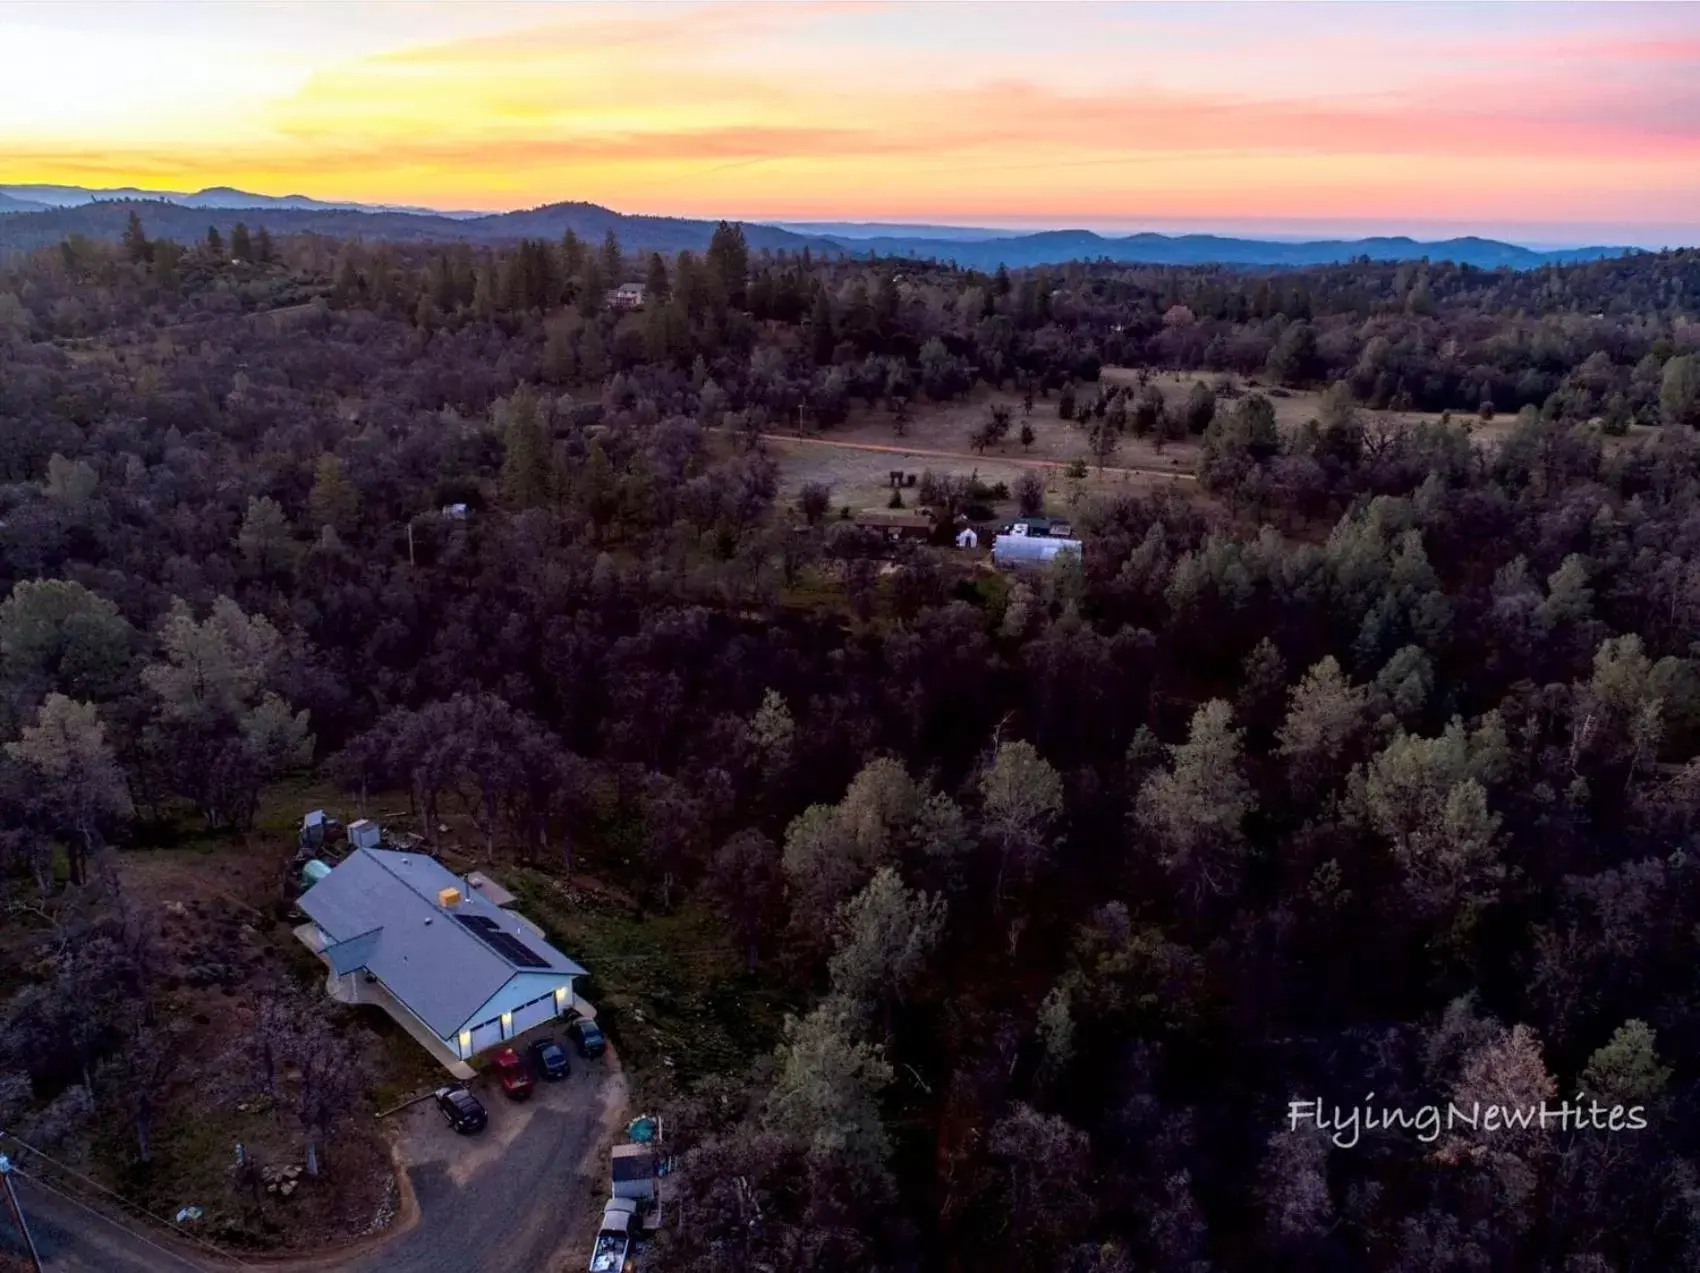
[4,214,1700,1271]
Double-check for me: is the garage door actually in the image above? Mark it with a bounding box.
[509,992,559,1038]
[468,1017,504,1056]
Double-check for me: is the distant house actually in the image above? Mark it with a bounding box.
[994,534,1082,569]
[296,848,587,1075]
[852,507,935,540]
[607,282,647,312]
[441,502,469,520]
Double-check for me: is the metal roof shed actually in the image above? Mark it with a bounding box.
[993,534,1082,569]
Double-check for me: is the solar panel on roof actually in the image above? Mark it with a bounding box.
[451,912,551,968]
[489,933,551,968]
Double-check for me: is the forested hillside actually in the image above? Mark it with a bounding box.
[4,213,1700,1271]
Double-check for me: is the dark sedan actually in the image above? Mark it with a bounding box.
[434,1084,487,1133]
[566,1014,606,1059]
[529,1037,571,1079]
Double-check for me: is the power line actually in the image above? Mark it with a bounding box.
[0,1131,261,1271]
[0,1153,43,1273]
[10,1171,214,1273]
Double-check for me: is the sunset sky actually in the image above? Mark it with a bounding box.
[4,0,1700,245]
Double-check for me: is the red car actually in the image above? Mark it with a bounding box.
[491,1046,533,1101]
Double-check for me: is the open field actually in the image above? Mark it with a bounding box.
[764,432,1194,516]
[766,385,1198,514]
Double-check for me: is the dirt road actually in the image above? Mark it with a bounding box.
[759,431,1198,483]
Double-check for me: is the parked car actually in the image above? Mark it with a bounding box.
[566,1014,606,1059]
[492,1046,534,1100]
[529,1036,571,1080]
[435,1084,487,1134]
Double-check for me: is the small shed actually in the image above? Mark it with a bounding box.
[955,528,979,549]
[347,819,382,851]
[612,1144,657,1201]
[301,809,330,847]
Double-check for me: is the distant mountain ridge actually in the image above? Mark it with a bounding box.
[0,191,51,214]
[0,183,1643,271]
[847,229,1638,271]
[0,183,487,219]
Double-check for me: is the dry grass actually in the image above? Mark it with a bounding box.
[0,781,404,1252]
[765,384,1196,516]
[108,825,398,1250]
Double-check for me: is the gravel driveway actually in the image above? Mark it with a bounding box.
[11,1058,625,1273]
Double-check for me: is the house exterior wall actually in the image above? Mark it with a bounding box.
[452,972,577,1057]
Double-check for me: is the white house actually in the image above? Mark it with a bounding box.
[296,848,587,1074]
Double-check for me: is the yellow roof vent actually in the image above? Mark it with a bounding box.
[438,887,462,908]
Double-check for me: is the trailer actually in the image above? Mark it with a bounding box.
[589,1197,638,1272]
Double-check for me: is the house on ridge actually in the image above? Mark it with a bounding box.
[295,847,587,1077]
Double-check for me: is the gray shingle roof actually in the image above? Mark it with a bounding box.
[299,848,586,1037]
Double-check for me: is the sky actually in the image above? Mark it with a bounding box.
[3,0,1700,246]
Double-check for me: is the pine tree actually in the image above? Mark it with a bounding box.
[472,267,496,319]
[646,252,671,302]
[577,259,605,319]
[308,455,359,535]
[707,221,749,307]
[254,225,274,264]
[810,291,835,365]
[229,222,252,262]
[122,211,152,264]
[600,229,622,284]
[205,225,224,258]
[500,391,554,509]
[152,239,183,287]
[561,229,585,280]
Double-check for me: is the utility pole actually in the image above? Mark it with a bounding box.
[0,1152,44,1273]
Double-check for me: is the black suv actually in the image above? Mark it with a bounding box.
[434,1084,488,1134]
[529,1037,571,1080]
[566,1014,606,1059]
